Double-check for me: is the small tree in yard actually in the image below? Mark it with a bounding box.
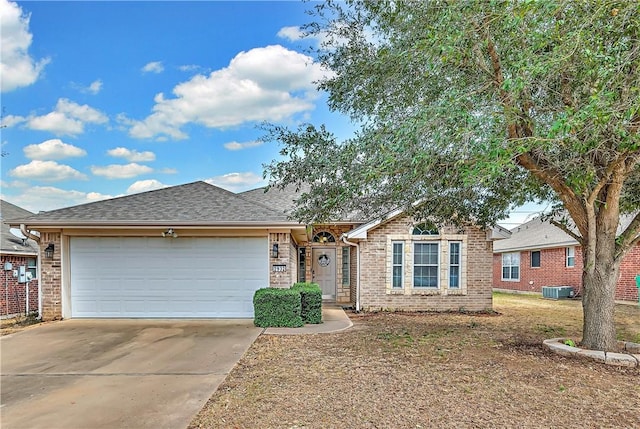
[264,1,639,351]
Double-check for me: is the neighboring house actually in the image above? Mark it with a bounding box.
[1,200,40,318]
[7,181,509,321]
[493,216,639,303]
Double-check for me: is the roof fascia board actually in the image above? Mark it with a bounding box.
[345,208,405,239]
[9,221,306,229]
[494,240,579,253]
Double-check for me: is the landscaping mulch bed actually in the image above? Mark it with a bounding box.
[190,294,639,429]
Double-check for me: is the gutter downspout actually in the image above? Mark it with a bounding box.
[342,235,360,312]
[20,224,40,242]
[21,224,42,318]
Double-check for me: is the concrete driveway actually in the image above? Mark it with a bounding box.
[0,319,262,429]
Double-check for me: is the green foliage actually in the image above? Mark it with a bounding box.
[253,288,303,328]
[264,0,640,351]
[564,339,576,347]
[264,0,638,231]
[292,282,323,324]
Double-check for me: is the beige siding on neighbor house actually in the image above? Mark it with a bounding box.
[358,216,493,312]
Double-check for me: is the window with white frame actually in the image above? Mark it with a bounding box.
[501,252,520,281]
[342,247,350,285]
[392,242,404,289]
[413,242,439,288]
[449,242,461,288]
[27,258,37,280]
[566,246,575,267]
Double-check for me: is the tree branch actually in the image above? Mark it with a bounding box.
[550,219,584,245]
[516,152,588,237]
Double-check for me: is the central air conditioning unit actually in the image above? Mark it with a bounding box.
[542,286,575,300]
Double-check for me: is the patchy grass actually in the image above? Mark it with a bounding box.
[0,313,41,336]
[190,293,639,429]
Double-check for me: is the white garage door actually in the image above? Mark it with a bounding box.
[70,237,268,318]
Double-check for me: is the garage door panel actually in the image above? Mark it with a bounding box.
[70,237,267,318]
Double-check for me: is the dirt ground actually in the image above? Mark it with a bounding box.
[0,313,41,336]
[190,293,640,429]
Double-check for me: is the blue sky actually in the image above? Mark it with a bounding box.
[0,0,543,226]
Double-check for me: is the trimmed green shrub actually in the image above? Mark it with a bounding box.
[253,288,303,328]
[292,282,323,324]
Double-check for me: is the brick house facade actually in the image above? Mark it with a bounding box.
[1,200,40,318]
[8,182,507,320]
[493,216,639,303]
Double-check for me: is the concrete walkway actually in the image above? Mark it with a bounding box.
[264,304,353,335]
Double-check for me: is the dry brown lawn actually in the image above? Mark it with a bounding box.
[190,293,640,429]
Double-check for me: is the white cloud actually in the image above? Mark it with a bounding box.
[9,160,88,182]
[0,114,26,128]
[205,171,265,193]
[159,167,178,174]
[107,147,155,162]
[126,179,168,194]
[27,98,108,136]
[1,186,113,212]
[23,139,87,160]
[223,140,263,151]
[277,26,305,41]
[87,79,103,94]
[91,163,153,179]
[72,79,103,95]
[0,0,50,92]
[126,45,327,140]
[277,25,327,44]
[142,61,164,74]
[178,64,201,72]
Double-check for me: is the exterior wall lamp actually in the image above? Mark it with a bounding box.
[162,228,178,238]
[271,243,279,258]
[44,243,55,258]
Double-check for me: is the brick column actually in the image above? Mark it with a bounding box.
[39,232,62,321]
[269,232,292,288]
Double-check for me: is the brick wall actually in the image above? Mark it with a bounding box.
[358,216,493,312]
[269,232,293,288]
[617,244,640,302]
[39,232,62,321]
[0,255,39,317]
[493,244,639,303]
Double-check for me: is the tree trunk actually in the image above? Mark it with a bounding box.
[581,236,620,352]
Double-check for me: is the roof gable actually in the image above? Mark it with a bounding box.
[1,200,39,255]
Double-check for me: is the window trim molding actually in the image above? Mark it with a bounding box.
[566,246,576,268]
[341,246,350,285]
[501,252,520,282]
[530,250,541,268]
[386,233,467,296]
[391,241,404,289]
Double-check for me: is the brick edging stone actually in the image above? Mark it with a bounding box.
[543,338,640,368]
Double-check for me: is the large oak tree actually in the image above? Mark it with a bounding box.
[265,0,639,351]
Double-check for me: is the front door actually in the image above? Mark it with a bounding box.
[312,248,336,300]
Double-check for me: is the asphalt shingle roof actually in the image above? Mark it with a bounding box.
[1,200,39,255]
[240,184,310,217]
[8,182,291,226]
[493,213,637,253]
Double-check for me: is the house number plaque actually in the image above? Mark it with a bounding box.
[272,264,287,272]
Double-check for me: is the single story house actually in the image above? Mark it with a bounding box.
[493,215,639,303]
[7,181,509,320]
[1,200,39,318]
